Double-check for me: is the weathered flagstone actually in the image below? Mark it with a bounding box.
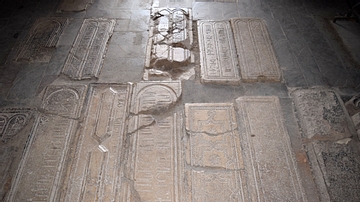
[58,0,93,12]
[65,84,131,202]
[62,19,115,80]
[184,103,247,201]
[292,89,356,141]
[16,18,67,63]
[197,20,240,84]
[0,108,33,143]
[6,85,86,202]
[231,18,281,82]
[235,96,306,201]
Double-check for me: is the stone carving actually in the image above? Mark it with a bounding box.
[231,18,281,82]
[65,84,131,202]
[58,0,93,12]
[16,18,68,63]
[62,19,115,80]
[6,85,86,202]
[235,96,306,201]
[0,109,33,143]
[145,8,194,81]
[184,103,246,201]
[292,89,355,141]
[197,21,240,84]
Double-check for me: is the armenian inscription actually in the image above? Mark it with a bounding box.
[197,21,240,84]
[231,18,280,82]
[62,19,115,80]
[65,84,130,202]
[17,18,68,63]
[235,96,305,201]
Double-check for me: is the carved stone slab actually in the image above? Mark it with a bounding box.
[292,89,355,141]
[17,18,68,63]
[121,81,183,201]
[58,0,93,12]
[65,84,131,202]
[0,108,33,143]
[235,96,306,201]
[6,85,86,202]
[184,103,247,201]
[62,19,115,80]
[231,18,281,82]
[197,21,240,84]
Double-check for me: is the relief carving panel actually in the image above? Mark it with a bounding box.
[0,108,33,143]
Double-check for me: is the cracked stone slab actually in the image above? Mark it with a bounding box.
[235,96,306,201]
[62,19,115,80]
[306,139,360,201]
[0,108,33,143]
[197,21,240,84]
[231,18,281,82]
[7,85,86,202]
[58,0,93,12]
[65,84,131,202]
[292,89,356,141]
[184,103,247,201]
[16,17,68,63]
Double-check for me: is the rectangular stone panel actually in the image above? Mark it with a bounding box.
[197,21,240,84]
[184,103,246,201]
[6,85,86,202]
[65,84,131,202]
[62,19,115,80]
[16,18,68,63]
[292,89,355,141]
[235,96,306,201]
[231,18,281,82]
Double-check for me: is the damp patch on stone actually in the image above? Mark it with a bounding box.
[62,19,115,80]
[144,8,194,81]
[58,0,93,12]
[235,96,306,201]
[197,20,240,85]
[16,18,68,63]
[292,89,356,141]
[231,18,281,82]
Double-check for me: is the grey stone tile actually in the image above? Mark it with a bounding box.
[128,10,150,31]
[57,18,83,46]
[114,19,130,31]
[242,83,288,97]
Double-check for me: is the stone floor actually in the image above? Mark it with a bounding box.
[0,0,360,201]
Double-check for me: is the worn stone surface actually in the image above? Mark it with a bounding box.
[6,85,86,202]
[16,18,68,63]
[62,19,115,80]
[231,18,281,82]
[65,84,131,202]
[292,89,356,141]
[198,20,240,84]
[235,96,306,201]
[58,0,93,12]
[306,139,360,201]
[185,103,247,201]
[0,108,33,143]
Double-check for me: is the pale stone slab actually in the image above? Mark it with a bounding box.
[0,108,33,143]
[58,0,93,12]
[16,18,68,63]
[197,20,240,84]
[231,18,281,82]
[235,96,306,201]
[7,85,87,202]
[65,84,131,202]
[62,19,115,80]
[185,103,247,201]
[292,89,355,141]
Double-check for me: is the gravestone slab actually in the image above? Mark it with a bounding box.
[0,108,33,143]
[292,89,355,141]
[16,18,68,63]
[6,85,86,202]
[235,96,306,201]
[58,0,93,12]
[184,103,247,201]
[65,84,131,202]
[231,18,281,82]
[62,19,115,80]
[197,20,240,84]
